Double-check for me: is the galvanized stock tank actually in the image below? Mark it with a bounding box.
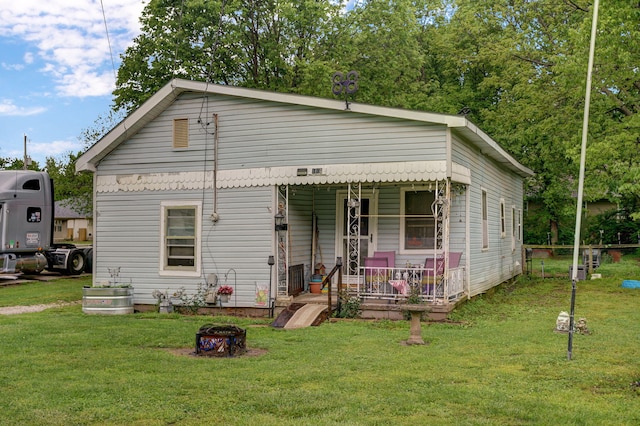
[82,287,134,315]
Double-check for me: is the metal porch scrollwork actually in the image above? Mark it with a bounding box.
[347,183,361,279]
[431,180,451,299]
[276,186,288,297]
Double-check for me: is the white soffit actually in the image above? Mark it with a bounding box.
[95,161,470,192]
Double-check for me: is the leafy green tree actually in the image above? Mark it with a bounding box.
[45,154,93,216]
[108,0,640,241]
[1,158,41,171]
[114,0,342,112]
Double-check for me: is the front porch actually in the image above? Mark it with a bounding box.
[275,179,469,318]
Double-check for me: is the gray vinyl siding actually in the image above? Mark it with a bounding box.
[289,187,314,281]
[93,186,273,306]
[310,187,337,271]
[452,134,524,296]
[376,185,400,256]
[97,93,448,174]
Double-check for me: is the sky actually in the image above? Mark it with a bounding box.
[0,0,146,167]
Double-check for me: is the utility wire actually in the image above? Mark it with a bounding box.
[100,0,117,81]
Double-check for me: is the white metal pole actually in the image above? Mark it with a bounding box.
[569,0,599,361]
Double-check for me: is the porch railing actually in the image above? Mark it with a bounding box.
[288,264,305,296]
[355,265,465,303]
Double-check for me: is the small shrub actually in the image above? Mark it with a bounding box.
[336,291,361,318]
[173,283,207,315]
[403,285,427,320]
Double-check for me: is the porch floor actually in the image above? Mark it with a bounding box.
[292,291,455,321]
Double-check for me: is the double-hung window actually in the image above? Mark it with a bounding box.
[481,189,489,249]
[400,187,436,253]
[160,201,201,276]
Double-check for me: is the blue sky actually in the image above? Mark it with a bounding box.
[0,0,145,166]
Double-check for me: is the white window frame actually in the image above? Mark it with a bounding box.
[511,205,516,251]
[518,209,522,242]
[399,186,437,255]
[499,198,506,238]
[481,188,489,250]
[159,200,202,277]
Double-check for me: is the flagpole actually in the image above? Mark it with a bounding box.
[569,0,599,361]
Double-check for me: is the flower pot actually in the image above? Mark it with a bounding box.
[309,281,322,294]
[218,294,230,303]
[82,287,134,315]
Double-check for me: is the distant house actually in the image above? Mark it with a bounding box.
[76,79,533,316]
[54,200,92,242]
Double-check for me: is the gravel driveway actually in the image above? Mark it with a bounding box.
[0,301,79,315]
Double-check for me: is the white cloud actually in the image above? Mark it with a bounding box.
[1,62,25,71]
[29,139,84,158]
[0,99,47,116]
[0,0,145,98]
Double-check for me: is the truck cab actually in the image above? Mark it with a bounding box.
[0,170,86,275]
[0,170,53,254]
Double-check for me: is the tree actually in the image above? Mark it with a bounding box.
[108,0,640,241]
[45,153,93,216]
[114,0,342,112]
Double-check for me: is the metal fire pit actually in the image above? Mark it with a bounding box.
[195,324,246,357]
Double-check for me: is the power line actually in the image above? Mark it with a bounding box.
[100,0,117,81]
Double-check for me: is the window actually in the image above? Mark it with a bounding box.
[511,206,516,251]
[481,189,489,249]
[160,201,201,276]
[500,199,506,238]
[400,188,435,252]
[23,179,41,190]
[518,209,522,242]
[173,118,189,148]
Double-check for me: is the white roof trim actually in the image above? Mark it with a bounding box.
[95,161,470,193]
[77,79,533,178]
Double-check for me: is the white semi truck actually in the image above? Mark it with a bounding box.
[0,170,89,275]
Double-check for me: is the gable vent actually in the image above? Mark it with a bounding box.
[173,118,189,148]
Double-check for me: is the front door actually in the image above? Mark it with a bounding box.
[336,190,378,276]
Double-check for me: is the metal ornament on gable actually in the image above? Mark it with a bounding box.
[332,71,359,110]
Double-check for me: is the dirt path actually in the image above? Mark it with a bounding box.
[0,301,80,315]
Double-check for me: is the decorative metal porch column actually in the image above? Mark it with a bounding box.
[276,186,289,297]
[432,180,451,301]
[347,183,362,290]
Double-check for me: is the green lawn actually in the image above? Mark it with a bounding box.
[1,265,639,425]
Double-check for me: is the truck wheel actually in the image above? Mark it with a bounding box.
[66,250,86,275]
[83,248,93,273]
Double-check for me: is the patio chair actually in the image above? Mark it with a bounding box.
[364,257,388,293]
[422,252,462,296]
[373,251,396,270]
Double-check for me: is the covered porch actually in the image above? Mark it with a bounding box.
[274,176,469,314]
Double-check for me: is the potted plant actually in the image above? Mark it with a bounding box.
[216,285,233,303]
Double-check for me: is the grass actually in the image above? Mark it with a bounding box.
[1,267,639,425]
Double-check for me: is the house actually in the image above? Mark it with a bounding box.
[76,78,533,316]
[54,200,93,242]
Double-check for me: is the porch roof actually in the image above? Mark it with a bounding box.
[217,160,471,188]
[93,161,470,193]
